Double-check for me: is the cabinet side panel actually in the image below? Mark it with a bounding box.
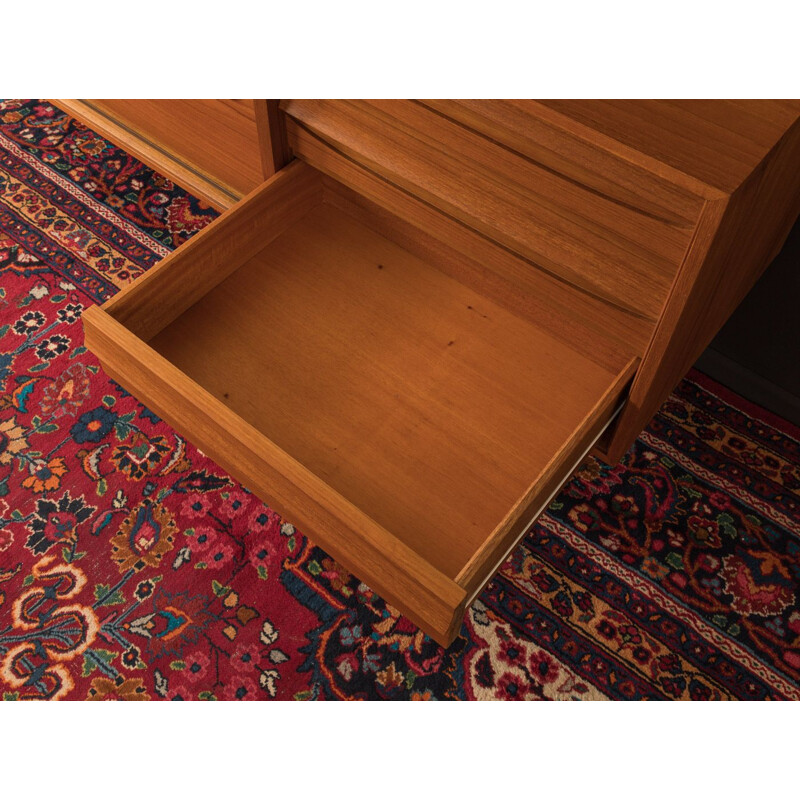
[605,118,800,462]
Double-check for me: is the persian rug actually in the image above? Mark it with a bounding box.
[1,99,799,701]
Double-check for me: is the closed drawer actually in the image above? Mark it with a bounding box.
[282,99,705,325]
[83,160,637,646]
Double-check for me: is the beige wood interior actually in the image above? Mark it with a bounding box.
[147,195,631,578]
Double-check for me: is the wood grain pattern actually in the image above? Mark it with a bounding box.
[253,100,292,178]
[282,99,696,322]
[288,122,653,366]
[319,171,646,372]
[83,305,468,644]
[538,99,800,194]
[148,202,629,579]
[417,99,706,224]
[103,159,321,341]
[605,113,800,461]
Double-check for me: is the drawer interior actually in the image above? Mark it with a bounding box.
[85,160,638,641]
[148,200,623,578]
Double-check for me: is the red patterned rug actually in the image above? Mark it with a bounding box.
[1,99,799,700]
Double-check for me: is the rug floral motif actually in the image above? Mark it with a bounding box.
[1,99,798,700]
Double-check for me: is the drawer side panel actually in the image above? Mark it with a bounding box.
[83,306,468,645]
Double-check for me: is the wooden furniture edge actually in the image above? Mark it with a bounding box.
[253,100,293,178]
[601,197,726,461]
[51,99,241,211]
[605,114,800,462]
[82,305,467,645]
[103,159,321,340]
[526,101,728,200]
[455,356,639,596]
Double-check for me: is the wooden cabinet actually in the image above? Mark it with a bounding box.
[64,99,800,646]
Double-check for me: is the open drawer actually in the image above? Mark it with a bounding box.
[83,160,638,646]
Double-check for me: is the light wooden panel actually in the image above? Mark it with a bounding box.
[418,99,707,222]
[148,202,628,579]
[83,305,468,644]
[282,99,699,322]
[318,171,647,371]
[605,113,800,461]
[538,99,800,194]
[287,122,654,365]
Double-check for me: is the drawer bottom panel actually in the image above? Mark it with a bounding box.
[83,161,637,645]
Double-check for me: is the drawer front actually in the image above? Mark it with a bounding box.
[282,99,706,325]
[84,160,638,647]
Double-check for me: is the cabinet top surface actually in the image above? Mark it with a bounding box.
[534,99,800,193]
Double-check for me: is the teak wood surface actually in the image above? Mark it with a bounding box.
[83,307,469,643]
[73,99,800,645]
[149,201,628,578]
[292,129,651,367]
[585,102,800,460]
[282,99,695,323]
[83,161,633,644]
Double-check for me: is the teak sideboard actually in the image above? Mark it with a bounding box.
[54,99,800,646]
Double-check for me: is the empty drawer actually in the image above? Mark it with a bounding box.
[83,160,637,645]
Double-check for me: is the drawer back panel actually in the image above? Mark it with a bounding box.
[281,99,706,325]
